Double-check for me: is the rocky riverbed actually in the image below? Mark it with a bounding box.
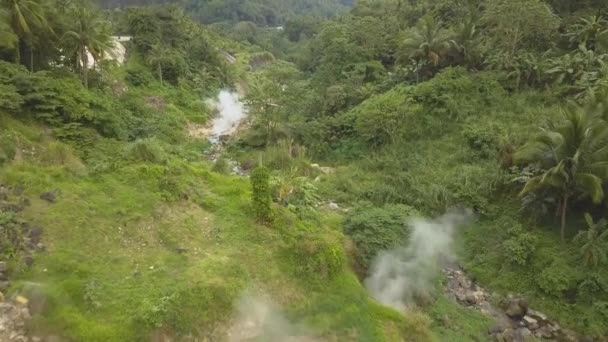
[443,266,600,342]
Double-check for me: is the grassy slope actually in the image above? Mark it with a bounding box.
[0,114,434,341]
[312,68,608,337]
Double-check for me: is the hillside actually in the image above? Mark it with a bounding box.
[2,0,608,341]
[98,0,351,26]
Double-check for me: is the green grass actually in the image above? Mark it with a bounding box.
[0,116,437,341]
[459,202,608,337]
[425,294,494,341]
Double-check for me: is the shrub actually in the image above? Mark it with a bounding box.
[251,166,272,223]
[0,84,23,114]
[292,231,345,280]
[344,203,420,268]
[211,158,230,174]
[462,122,505,159]
[502,225,537,266]
[124,138,168,164]
[0,134,16,166]
[0,211,24,259]
[39,141,87,175]
[125,64,154,86]
[537,260,578,297]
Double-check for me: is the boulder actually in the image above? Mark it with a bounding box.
[515,327,532,340]
[12,186,24,196]
[328,202,340,210]
[489,324,507,335]
[19,197,30,207]
[0,262,6,273]
[0,281,9,292]
[505,298,528,319]
[28,226,43,243]
[496,328,515,342]
[465,290,478,305]
[23,255,33,267]
[526,309,547,323]
[40,190,58,203]
[523,316,539,330]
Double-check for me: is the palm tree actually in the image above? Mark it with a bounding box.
[449,19,481,67]
[398,16,452,68]
[3,0,49,67]
[0,9,17,48]
[145,42,173,86]
[514,109,608,240]
[574,213,608,267]
[62,7,111,88]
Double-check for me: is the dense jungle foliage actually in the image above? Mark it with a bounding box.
[1,0,608,340]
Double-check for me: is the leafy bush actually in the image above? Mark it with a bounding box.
[124,138,168,164]
[0,84,23,114]
[537,260,579,297]
[344,203,420,268]
[410,68,504,122]
[0,211,24,259]
[251,166,272,223]
[125,65,154,86]
[0,134,17,166]
[39,141,87,175]
[502,225,537,266]
[211,158,230,174]
[462,122,505,159]
[292,231,345,280]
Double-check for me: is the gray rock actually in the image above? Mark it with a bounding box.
[497,328,515,342]
[23,255,33,267]
[523,315,538,330]
[526,309,547,322]
[0,281,10,292]
[0,272,7,281]
[328,202,340,210]
[12,186,24,196]
[40,190,58,203]
[19,197,30,207]
[505,298,528,319]
[489,324,506,335]
[516,327,532,340]
[465,290,478,305]
[28,226,43,243]
[0,262,6,273]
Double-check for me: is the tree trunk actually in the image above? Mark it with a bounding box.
[560,193,569,241]
[158,63,163,86]
[15,40,21,65]
[82,47,89,88]
[29,47,34,72]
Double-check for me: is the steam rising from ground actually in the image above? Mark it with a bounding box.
[207,90,247,137]
[365,209,473,311]
[228,293,316,342]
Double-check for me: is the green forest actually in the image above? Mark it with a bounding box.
[1,0,608,341]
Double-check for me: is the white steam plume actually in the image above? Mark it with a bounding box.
[365,209,473,311]
[207,90,247,137]
[228,292,316,342]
